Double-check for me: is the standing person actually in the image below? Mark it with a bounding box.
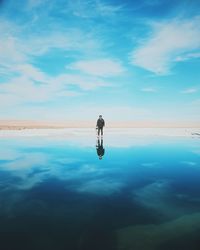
[96,115,105,137]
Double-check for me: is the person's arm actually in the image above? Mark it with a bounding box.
[103,120,105,127]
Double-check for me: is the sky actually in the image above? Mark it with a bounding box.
[0,0,200,122]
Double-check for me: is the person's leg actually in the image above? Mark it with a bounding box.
[101,127,103,136]
[98,127,100,136]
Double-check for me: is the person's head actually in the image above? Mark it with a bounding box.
[99,115,102,119]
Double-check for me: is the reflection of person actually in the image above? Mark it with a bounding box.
[96,139,105,160]
[96,115,105,137]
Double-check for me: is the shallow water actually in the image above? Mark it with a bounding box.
[0,135,200,250]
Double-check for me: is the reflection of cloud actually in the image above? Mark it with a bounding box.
[117,212,200,250]
[55,157,82,165]
[4,153,48,170]
[0,144,122,195]
[1,152,50,189]
[181,161,197,166]
[0,138,127,196]
[192,149,200,156]
[79,164,98,173]
[133,181,184,217]
[141,162,159,168]
[0,148,20,161]
[76,179,124,196]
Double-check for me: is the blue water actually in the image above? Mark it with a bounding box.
[0,136,200,250]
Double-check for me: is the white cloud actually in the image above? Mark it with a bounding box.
[175,52,200,62]
[0,58,116,114]
[0,18,103,73]
[181,88,198,94]
[0,35,27,68]
[0,76,52,103]
[67,0,123,19]
[0,17,111,108]
[16,64,48,83]
[52,73,110,90]
[23,30,102,57]
[131,17,200,74]
[95,1,123,16]
[69,59,125,77]
[27,0,48,9]
[0,70,110,107]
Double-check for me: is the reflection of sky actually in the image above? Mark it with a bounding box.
[0,135,200,250]
[0,137,199,196]
[0,138,200,220]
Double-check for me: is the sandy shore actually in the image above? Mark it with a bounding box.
[0,120,94,130]
[0,120,200,130]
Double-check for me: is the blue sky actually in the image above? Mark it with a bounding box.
[0,0,200,122]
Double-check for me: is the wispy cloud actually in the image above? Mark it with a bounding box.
[95,0,123,16]
[141,87,157,92]
[67,0,123,19]
[27,0,48,9]
[69,59,125,77]
[0,16,111,107]
[0,17,103,73]
[0,69,110,107]
[175,52,200,62]
[181,88,198,94]
[1,35,101,70]
[131,16,200,74]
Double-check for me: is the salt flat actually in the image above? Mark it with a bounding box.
[0,128,199,138]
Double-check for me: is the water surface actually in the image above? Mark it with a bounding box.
[0,134,200,250]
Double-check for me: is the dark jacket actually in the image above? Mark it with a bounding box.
[97,145,105,157]
[96,118,105,128]
[96,140,105,157]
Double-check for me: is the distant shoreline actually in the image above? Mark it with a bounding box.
[0,120,200,130]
